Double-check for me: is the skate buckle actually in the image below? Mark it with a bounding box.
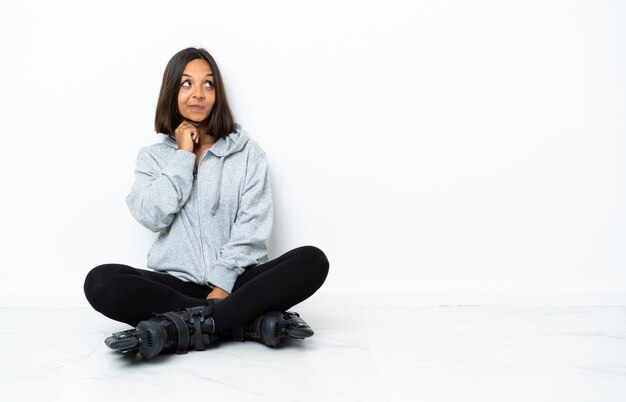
[186,306,206,324]
[185,306,209,352]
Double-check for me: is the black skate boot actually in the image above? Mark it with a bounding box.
[105,302,218,360]
[233,311,314,347]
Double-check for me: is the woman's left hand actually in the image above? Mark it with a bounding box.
[206,287,230,300]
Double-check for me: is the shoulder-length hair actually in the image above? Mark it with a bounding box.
[155,47,235,139]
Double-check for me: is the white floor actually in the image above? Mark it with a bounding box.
[1,299,625,402]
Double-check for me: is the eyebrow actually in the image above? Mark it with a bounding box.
[182,73,214,77]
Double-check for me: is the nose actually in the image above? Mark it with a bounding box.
[192,86,205,100]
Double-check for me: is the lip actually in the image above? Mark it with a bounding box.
[188,105,206,111]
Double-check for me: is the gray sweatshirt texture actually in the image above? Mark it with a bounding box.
[126,124,273,293]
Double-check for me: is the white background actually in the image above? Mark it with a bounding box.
[0,0,624,306]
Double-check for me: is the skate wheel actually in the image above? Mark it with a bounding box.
[111,329,135,340]
[105,335,139,351]
[285,326,314,339]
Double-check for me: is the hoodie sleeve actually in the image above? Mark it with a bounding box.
[207,154,273,293]
[126,147,196,232]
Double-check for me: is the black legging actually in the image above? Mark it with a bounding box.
[84,246,329,333]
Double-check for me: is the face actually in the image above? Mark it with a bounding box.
[177,58,216,123]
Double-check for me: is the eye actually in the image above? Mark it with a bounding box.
[181,80,191,87]
[205,80,214,88]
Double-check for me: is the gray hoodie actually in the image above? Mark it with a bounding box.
[126,124,273,293]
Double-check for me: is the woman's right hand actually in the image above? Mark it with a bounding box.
[174,120,200,152]
[206,287,230,300]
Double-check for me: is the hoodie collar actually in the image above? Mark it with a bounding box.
[164,123,248,157]
[164,124,248,215]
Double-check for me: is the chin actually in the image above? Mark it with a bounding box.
[183,116,207,124]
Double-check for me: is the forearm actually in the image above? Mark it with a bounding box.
[126,149,196,231]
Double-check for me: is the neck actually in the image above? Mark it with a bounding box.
[198,132,216,147]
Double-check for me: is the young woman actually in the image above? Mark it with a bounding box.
[83,47,329,360]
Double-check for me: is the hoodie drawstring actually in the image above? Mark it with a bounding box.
[210,156,225,215]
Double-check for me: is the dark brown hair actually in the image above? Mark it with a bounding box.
[155,47,235,139]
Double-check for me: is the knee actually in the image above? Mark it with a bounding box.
[297,245,329,286]
[83,264,119,309]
